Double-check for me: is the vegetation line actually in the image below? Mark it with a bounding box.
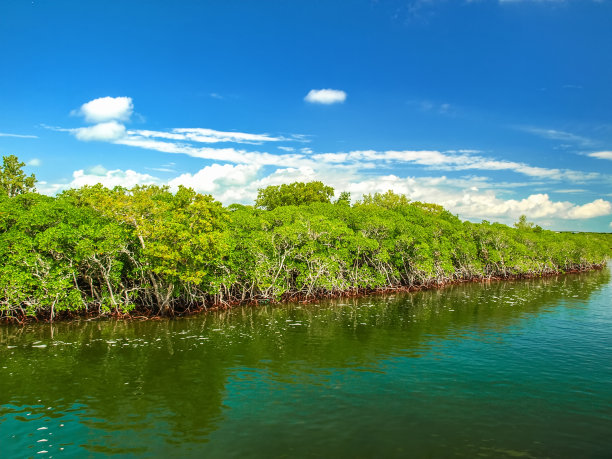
[1,155,611,322]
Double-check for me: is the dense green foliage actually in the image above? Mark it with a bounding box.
[255,181,334,210]
[0,157,610,320]
[0,155,36,197]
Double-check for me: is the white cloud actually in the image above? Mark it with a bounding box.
[27,158,41,166]
[73,121,127,142]
[64,98,602,186]
[0,132,38,138]
[141,163,360,206]
[51,97,611,226]
[566,199,611,219]
[37,167,161,195]
[335,176,612,221]
[414,100,453,115]
[129,130,185,141]
[521,127,592,146]
[147,167,177,173]
[131,127,287,145]
[39,160,611,227]
[69,167,159,189]
[114,136,316,168]
[304,89,347,105]
[107,134,605,184]
[86,165,109,176]
[163,164,612,222]
[462,193,608,220]
[168,163,260,198]
[73,96,134,123]
[588,151,612,160]
[308,149,600,182]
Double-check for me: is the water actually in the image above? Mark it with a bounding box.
[1,269,611,458]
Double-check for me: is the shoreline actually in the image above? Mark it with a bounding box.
[2,263,605,325]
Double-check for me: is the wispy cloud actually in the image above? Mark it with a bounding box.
[146,167,177,173]
[556,189,587,194]
[521,127,593,146]
[0,132,38,138]
[304,89,347,105]
[130,127,291,145]
[312,149,601,182]
[106,133,604,184]
[57,99,605,185]
[410,99,454,115]
[588,151,612,160]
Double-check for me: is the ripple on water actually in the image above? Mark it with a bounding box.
[0,269,611,458]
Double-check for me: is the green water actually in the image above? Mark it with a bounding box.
[1,270,611,459]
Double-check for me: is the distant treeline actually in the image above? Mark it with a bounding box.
[1,155,611,320]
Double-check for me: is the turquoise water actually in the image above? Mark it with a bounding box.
[1,269,611,458]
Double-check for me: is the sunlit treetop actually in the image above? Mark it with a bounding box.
[255,181,335,210]
[0,155,36,197]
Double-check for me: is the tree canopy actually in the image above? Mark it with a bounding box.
[0,155,37,197]
[255,181,334,210]
[0,159,610,321]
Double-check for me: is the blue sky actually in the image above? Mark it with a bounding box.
[1,0,611,231]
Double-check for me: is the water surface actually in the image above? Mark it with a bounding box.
[1,269,611,458]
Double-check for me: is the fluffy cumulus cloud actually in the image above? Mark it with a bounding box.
[43,158,612,227]
[315,174,611,222]
[69,167,159,189]
[167,163,359,204]
[73,96,134,123]
[37,166,160,195]
[168,163,260,200]
[73,121,127,142]
[304,89,347,105]
[588,151,612,161]
[63,96,134,143]
[566,199,611,219]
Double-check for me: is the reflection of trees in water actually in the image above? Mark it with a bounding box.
[0,269,609,451]
[0,319,231,450]
[204,269,610,368]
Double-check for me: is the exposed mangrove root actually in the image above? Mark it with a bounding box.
[0,263,606,324]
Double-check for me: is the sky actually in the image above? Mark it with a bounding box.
[1,0,611,231]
